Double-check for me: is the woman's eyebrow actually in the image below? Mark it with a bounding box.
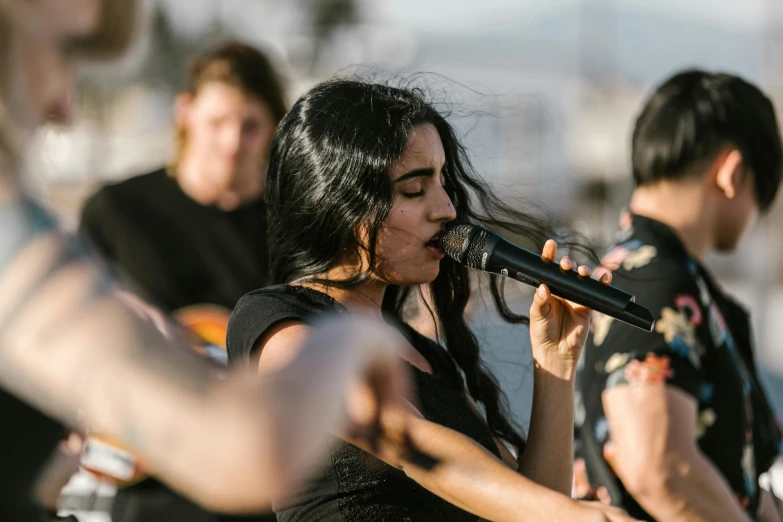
[393,167,435,184]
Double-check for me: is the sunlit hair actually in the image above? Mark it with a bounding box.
[172,41,288,172]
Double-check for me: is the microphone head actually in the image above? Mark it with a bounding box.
[442,223,491,269]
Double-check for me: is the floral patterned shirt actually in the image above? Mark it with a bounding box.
[575,214,782,521]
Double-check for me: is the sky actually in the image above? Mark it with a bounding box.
[160,0,772,38]
[155,0,778,87]
[376,0,769,34]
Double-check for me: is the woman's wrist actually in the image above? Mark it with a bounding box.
[532,350,578,382]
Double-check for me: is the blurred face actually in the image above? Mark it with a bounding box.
[715,170,758,252]
[373,124,457,285]
[178,82,276,192]
[7,0,102,135]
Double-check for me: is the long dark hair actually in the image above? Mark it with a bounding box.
[266,78,589,455]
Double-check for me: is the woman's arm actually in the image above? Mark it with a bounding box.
[364,402,585,522]
[516,241,610,494]
[259,322,637,522]
[517,360,575,494]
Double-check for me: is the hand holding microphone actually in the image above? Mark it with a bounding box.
[442,223,654,377]
[441,223,654,331]
[526,239,609,372]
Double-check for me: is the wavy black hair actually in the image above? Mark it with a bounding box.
[266,78,590,454]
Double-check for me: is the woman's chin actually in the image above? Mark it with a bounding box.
[399,270,440,287]
[376,259,443,287]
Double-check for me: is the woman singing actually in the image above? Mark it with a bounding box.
[227,79,638,522]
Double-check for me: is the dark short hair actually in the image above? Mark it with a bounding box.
[632,69,783,211]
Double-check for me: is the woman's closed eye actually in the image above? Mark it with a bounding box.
[400,182,426,198]
[403,173,450,198]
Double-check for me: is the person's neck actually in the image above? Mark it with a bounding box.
[406,304,438,340]
[629,182,715,261]
[174,156,263,212]
[298,276,387,320]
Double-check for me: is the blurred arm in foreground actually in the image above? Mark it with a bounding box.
[0,0,412,513]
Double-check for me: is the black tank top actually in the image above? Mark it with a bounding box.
[227,285,501,522]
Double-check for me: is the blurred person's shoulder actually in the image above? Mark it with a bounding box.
[80,168,176,227]
[227,284,345,366]
[233,284,343,319]
[91,168,172,203]
[600,217,697,300]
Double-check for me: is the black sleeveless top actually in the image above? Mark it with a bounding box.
[227,285,502,522]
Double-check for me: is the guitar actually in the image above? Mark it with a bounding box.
[80,303,231,487]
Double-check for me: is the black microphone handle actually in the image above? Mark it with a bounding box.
[481,233,655,332]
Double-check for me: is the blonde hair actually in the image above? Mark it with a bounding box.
[0,0,138,172]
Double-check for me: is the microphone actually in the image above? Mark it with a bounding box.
[441,223,654,331]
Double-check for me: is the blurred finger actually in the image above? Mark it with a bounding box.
[559,256,574,271]
[62,431,84,456]
[367,361,438,469]
[541,239,557,262]
[577,265,591,277]
[599,271,613,285]
[596,486,612,505]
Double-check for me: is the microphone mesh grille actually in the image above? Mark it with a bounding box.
[441,224,474,262]
[442,223,490,269]
[465,228,489,269]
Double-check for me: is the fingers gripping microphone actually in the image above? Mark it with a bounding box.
[442,223,655,331]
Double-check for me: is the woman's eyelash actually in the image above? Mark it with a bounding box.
[402,189,426,198]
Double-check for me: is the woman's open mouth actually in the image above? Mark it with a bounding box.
[425,231,445,258]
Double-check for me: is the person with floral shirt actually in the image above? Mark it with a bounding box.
[575,69,783,522]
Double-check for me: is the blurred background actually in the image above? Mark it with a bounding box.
[34,0,783,517]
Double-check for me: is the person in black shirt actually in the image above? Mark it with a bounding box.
[575,69,783,522]
[227,78,639,522]
[81,41,286,313]
[79,42,288,522]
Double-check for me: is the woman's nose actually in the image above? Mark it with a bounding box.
[430,186,456,223]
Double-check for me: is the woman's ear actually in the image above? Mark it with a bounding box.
[715,149,744,200]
